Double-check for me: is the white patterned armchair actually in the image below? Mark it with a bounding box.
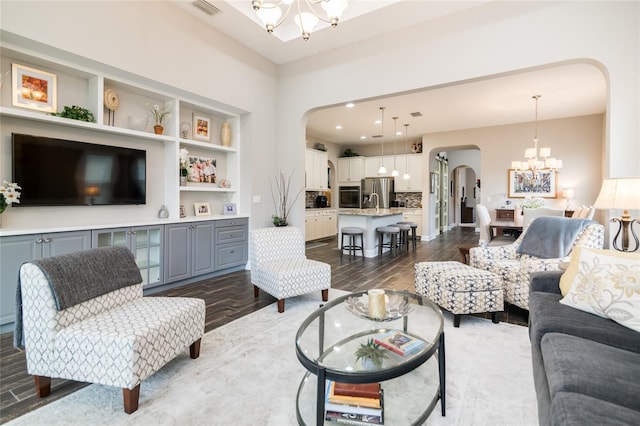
[16,246,205,414]
[469,218,604,310]
[250,227,330,312]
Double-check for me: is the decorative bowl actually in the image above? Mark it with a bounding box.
[345,292,412,322]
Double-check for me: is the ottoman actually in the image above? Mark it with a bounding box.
[415,261,503,327]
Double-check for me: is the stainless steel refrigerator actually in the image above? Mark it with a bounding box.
[361,177,395,209]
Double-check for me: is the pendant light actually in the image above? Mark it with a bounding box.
[391,116,399,177]
[378,107,386,175]
[403,124,411,180]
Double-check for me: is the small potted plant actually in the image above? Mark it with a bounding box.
[148,101,172,135]
[355,338,389,369]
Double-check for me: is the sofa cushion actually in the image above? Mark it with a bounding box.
[552,392,640,426]
[529,291,640,354]
[542,333,640,411]
[559,247,640,332]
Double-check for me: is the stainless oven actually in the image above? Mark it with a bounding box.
[339,186,361,208]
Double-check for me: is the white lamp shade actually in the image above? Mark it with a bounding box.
[593,177,640,211]
[321,0,348,19]
[525,148,536,159]
[511,161,522,169]
[294,12,319,33]
[256,4,282,27]
[562,189,575,199]
[539,147,551,158]
[403,173,410,180]
[521,161,529,170]
[391,169,399,177]
[555,159,563,169]
[378,165,387,175]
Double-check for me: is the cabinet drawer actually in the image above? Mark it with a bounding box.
[215,225,247,243]
[215,243,247,270]
[216,218,248,228]
[496,209,515,220]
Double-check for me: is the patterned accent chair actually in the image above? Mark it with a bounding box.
[469,219,604,310]
[18,249,205,414]
[250,227,330,312]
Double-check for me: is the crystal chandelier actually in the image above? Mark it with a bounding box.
[378,107,386,175]
[511,95,562,173]
[252,0,348,41]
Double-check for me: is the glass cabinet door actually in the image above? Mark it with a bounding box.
[131,226,163,287]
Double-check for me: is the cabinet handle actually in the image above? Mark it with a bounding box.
[230,250,235,254]
[36,238,44,244]
[43,238,51,243]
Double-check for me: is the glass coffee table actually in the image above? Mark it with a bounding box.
[295,290,445,425]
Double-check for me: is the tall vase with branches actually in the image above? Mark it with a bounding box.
[270,171,303,227]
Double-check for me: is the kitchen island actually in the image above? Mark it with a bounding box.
[338,209,405,257]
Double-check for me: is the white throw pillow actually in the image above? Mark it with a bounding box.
[559,247,640,332]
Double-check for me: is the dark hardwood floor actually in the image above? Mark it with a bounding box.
[0,226,527,424]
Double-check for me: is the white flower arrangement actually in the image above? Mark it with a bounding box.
[179,148,189,177]
[0,181,21,214]
[518,196,545,210]
[148,101,172,126]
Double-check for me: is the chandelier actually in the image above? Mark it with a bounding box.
[252,0,348,41]
[511,95,562,172]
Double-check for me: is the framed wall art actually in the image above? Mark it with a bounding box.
[193,113,211,141]
[508,169,558,198]
[187,155,216,184]
[179,205,186,218]
[194,202,211,216]
[12,63,57,112]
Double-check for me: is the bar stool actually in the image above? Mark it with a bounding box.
[395,223,412,252]
[341,227,365,259]
[397,221,418,250]
[376,226,400,257]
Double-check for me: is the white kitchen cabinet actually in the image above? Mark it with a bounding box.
[337,157,364,185]
[304,209,337,241]
[402,209,423,237]
[305,149,328,190]
[395,154,423,192]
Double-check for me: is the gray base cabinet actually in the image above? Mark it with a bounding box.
[92,226,164,288]
[0,231,91,325]
[164,221,216,284]
[214,218,248,270]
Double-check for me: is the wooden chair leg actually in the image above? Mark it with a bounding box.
[34,375,51,397]
[277,299,285,313]
[253,285,260,297]
[123,384,140,414]
[453,314,461,328]
[321,289,329,301]
[190,338,202,359]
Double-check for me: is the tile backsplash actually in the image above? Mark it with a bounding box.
[395,192,422,208]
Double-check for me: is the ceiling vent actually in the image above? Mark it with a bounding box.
[371,135,382,138]
[410,112,423,117]
[192,0,221,16]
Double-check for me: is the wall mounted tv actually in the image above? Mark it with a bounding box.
[12,133,146,206]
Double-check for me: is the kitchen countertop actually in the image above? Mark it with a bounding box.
[338,208,406,217]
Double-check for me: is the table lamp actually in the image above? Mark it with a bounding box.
[593,177,640,252]
[561,188,574,210]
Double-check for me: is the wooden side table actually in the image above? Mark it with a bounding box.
[457,243,478,265]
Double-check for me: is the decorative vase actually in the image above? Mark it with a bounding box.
[154,125,164,135]
[360,358,376,370]
[221,122,231,147]
[180,176,187,187]
[157,205,169,219]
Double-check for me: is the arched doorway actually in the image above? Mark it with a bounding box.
[452,165,478,227]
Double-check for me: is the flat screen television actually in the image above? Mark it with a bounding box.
[12,133,146,206]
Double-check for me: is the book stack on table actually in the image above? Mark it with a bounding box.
[373,329,425,356]
[325,380,384,425]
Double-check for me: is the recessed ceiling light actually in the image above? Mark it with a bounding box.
[335,125,342,130]
[360,135,366,139]
[374,119,381,124]
[346,102,355,108]
[396,131,402,136]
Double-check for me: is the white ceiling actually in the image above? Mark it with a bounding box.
[172,1,607,146]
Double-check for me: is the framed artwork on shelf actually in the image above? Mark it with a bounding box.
[194,202,211,217]
[12,63,57,113]
[507,169,558,198]
[179,205,186,218]
[193,113,211,141]
[187,155,216,184]
[223,203,237,215]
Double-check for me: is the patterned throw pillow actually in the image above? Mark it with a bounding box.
[559,247,640,332]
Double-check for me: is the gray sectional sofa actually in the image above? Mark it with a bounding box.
[528,271,640,426]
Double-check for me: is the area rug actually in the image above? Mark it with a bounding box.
[7,290,537,425]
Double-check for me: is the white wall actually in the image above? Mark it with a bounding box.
[277,1,639,230]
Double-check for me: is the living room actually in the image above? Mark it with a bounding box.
[0,1,639,425]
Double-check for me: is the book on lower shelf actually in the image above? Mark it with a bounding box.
[373,329,425,356]
[325,380,384,425]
